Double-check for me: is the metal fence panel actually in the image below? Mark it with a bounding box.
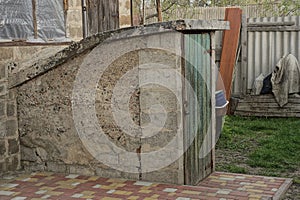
[215,16,300,96]
[246,16,300,92]
[144,4,285,24]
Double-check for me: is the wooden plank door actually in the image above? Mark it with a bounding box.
[183,33,213,185]
[86,0,119,36]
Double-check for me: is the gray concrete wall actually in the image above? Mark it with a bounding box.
[14,31,185,184]
[0,20,227,183]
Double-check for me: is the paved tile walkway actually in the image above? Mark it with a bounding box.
[0,172,292,200]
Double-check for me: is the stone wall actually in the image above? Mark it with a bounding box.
[14,30,185,184]
[0,53,20,173]
[0,0,83,173]
[66,0,83,41]
[1,20,228,183]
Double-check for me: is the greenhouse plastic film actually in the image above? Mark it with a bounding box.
[36,0,66,42]
[0,0,34,40]
[0,0,66,42]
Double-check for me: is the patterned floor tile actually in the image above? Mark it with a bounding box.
[0,172,292,200]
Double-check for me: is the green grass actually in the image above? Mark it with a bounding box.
[219,164,249,174]
[216,116,300,177]
[294,178,300,184]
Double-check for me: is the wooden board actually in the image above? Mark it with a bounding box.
[86,0,119,36]
[234,94,300,117]
[240,14,247,95]
[183,34,212,185]
[219,8,242,100]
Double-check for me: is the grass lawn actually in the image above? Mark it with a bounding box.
[215,116,300,199]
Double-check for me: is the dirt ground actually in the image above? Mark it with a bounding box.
[215,149,300,200]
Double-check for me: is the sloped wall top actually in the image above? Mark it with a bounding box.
[9,19,229,88]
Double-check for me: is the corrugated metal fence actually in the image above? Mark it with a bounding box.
[165,5,279,21]
[145,4,282,24]
[244,16,300,93]
[144,6,300,96]
[215,16,300,96]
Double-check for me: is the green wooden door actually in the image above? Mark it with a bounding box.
[183,33,213,185]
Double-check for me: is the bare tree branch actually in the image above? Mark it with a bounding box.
[145,1,176,20]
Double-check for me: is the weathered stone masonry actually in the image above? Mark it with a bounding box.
[0,54,20,172]
[0,0,83,173]
[14,29,185,183]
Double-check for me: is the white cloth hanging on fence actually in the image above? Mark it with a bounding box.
[271,54,300,107]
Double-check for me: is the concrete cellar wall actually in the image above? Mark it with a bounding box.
[14,31,185,184]
[0,20,228,184]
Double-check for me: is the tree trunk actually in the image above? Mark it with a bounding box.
[130,0,133,26]
[156,0,162,22]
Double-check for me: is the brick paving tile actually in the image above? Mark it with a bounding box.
[0,172,292,200]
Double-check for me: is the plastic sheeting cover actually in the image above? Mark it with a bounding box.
[0,0,66,42]
[0,0,33,40]
[35,0,66,42]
